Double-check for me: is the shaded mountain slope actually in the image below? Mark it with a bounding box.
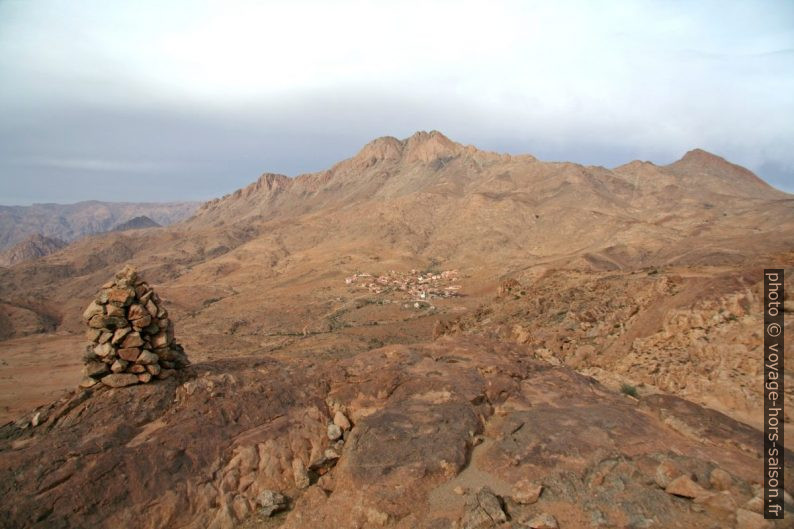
[0,233,66,267]
[112,215,161,232]
[0,200,199,249]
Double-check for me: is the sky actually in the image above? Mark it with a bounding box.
[1,0,793,205]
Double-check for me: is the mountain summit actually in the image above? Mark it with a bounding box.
[666,148,779,198]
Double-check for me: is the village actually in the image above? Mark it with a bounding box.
[344,268,462,302]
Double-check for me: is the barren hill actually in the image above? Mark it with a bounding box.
[0,131,792,528]
[0,233,66,267]
[0,200,199,250]
[112,215,161,232]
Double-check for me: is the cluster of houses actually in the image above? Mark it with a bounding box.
[345,268,462,300]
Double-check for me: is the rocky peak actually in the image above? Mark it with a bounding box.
[402,130,463,162]
[112,216,161,232]
[257,172,290,191]
[676,148,732,167]
[351,130,464,167]
[667,148,782,198]
[353,136,404,166]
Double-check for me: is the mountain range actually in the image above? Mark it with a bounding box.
[0,131,792,529]
[0,200,199,250]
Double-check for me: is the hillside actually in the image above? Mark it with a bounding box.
[0,233,66,267]
[0,200,199,249]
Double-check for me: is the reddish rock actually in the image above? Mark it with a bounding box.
[120,332,144,348]
[131,313,152,330]
[79,377,98,388]
[100,373,139,387]
[106,287,135,306]
[118,347,141,362]
[292,458,310,489]
[525,513,558,529]
[709,467,732,491]
[82,301,104,322]
[93,342,114,358]
[110,359,128,373]
[512,479,543,504]
[82,361,109,378]
[105,304,125,318]
[150,332,171,349]
[735,508,773,529]
[137,350,159,365]
[333,410,351,431]
[85,328,101,342]
[111,327,131,345]
[655,459,681,488]
[665,475,707,499]
[127,304,148,321]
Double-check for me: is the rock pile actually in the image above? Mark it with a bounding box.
[80,265,189,388]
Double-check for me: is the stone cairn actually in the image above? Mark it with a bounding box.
[80,264,189,388]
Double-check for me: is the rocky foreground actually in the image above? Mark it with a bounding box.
[1,336,790,529]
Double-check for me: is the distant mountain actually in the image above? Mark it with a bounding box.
[0,233,66,267]
[111,215,161,232]
[0,201,199,250]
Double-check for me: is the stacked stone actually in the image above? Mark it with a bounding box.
[80,264,189,388]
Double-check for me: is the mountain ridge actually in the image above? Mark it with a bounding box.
[0,200,200,250]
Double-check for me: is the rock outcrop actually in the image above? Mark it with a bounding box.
[80,265,188,388]
[0,336,790,529]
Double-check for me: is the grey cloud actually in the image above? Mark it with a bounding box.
[2,88,793,205]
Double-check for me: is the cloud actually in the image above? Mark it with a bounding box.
[0,0,792,203]
[10,157,180,173]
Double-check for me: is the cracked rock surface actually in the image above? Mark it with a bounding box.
[2,336,788,529]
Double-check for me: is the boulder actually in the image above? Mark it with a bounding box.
[118,347,141,362]
[333,410,352,431]
[327,423,343,440]
[256,490,289,517]
[110,359,128,373]
[100,373,139,388]
[292,458,310,489]
[709,467,732,491]
[665,475,707,499]
[111,327,131,345]
[512,479,543,504]
[525,513,559,529]
[120,332,144,348]
[462,487,507,529]
[107,287,135,306]
[83,361,109,378]
[82,301,104,322]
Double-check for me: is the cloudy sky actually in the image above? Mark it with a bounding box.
[1,0,792,204]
